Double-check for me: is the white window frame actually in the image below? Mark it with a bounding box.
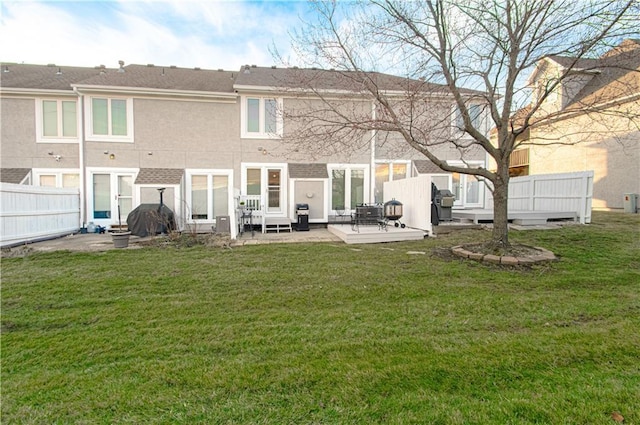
[85,96,134,143]
[240,163,288,215]
[447,160,485,209]
[185,169,234,223]
[240,96,283,139]
[32,168,81,188]
[374,160,410,203]
[328,163,370,213]
[35,98,80,143]
[452,103,487,138]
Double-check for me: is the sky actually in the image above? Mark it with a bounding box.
[0,0,315,71]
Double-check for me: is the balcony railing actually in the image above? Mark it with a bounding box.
[510,148,529,167]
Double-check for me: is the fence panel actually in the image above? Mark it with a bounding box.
[384,175,432,232]
[487,171,593,223]
[0,183,81,247]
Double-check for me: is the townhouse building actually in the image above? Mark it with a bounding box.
[1,61,487,234]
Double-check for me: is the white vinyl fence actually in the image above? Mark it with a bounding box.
[0,183,81,247]
[384,175,432,232]
[487,171,594,224]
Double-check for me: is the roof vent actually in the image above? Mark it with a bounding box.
[271,65,276,69]
[218,68,224,72]
[194,67,201,70]
[243,65,251,74]
[56,67,62,75]
[170,65,177,69]
[147,63,154,67]
[161,68,165,76]
[3,65,9,73]
[47,63,56,67]
[118,60,125,73]
[251,64,257,68]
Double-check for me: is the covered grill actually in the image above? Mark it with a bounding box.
[126,188,176,237]
[126,204,176,237]
[383,199,406,228]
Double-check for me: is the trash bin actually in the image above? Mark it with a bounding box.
[296,203,309,231]
[215,215,231,233]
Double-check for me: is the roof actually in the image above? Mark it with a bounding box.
[413,160,445,174]
[233,65,461,95]
[1,62,476,97]
[0,168,31,184]
[568,39,640,108]
[515,39,640,127]
[288,163,329,179]
[545,56,600,71]
[74,64,236,93]
[0,63,109,91]
[134,168,184,185]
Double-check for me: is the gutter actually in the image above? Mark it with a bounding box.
[0,88,76,96]
[71,84,237,102]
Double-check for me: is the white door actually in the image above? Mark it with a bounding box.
[90,172,136,226]
[243,165,287,216]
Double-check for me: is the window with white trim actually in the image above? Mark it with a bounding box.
[454,103,486,135]
[186,171,231,221]
[86,97,133,142]
[448,160,485,208]
[329,165,368,211]
[36,99,79,143]
[241,96,282,138]
[374,161,409,203]
[33,169,80,188]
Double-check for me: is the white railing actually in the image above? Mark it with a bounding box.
[1,183,81,247]
[238,194,265,232]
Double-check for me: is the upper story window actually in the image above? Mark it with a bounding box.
[241,96,283,139]
[454,103,487,137]
[85,96,134,142]
[36,99,79,143]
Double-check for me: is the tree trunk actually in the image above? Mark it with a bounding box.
[491,164,511,250]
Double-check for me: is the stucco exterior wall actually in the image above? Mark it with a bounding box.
[528,103,640,209]
[84,98,241,170]
[1,97,80,169]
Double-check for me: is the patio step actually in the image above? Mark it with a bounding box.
[264,217,292,233]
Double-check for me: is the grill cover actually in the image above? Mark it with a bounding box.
[126,204,176,237]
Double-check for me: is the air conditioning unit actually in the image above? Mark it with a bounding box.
[623,193,638,213]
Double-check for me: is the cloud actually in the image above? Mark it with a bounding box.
[0,0,304,70]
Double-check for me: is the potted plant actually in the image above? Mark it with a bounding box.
[111,200,131,248]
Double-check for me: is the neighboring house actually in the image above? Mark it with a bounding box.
[1,61,487,235]
[508,39,640,210]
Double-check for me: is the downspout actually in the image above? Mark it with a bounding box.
[370,101,377,203]
[73,86,87,227]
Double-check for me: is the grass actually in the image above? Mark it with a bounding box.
[2,211,639,424]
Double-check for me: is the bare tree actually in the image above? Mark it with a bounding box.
[282,0,637,250]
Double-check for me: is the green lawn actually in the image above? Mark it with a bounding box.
[2,211,639,424]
